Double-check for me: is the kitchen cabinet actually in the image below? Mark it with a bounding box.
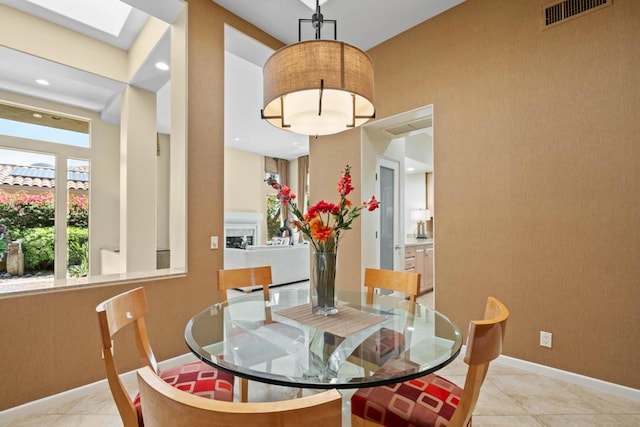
[404,241,434,294]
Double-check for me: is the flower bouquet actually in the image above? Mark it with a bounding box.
[267,164,379,315]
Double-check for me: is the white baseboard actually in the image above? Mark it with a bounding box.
[494,354,640,403]
[0,352,197,424]
[2,352,638,423]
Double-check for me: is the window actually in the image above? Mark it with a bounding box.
[1,125,91,283]
[0,1,188,294]
[266,194,281,240]
[0,95,182,293]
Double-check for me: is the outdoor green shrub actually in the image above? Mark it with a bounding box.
[68,194,88,228]
[68,241,89,277]
[0,192,54,235]
[18,227,55,270]
[67,227,89,266]
[10,226,88,271]
[0,191,88,237]
[266,194,281,240]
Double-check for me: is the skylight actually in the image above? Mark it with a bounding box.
[298,0,329,11]
[26,0,133,37]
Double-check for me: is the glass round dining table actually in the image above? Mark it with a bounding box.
[185,288,462,390]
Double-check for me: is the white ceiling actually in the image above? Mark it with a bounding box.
[0,0,464,160]
[0,0,177,130]
[212,0,466,51]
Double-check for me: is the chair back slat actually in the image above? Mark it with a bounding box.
[464,296,509,365]
[218,266,273,302]
[137,366,342,427]
[364,268,420,304]
[449,296,509,427]
[96,286,148,340]
[96,287,158,427]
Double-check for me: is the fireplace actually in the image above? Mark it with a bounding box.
[224,212,262,249]
[226,235,253,249]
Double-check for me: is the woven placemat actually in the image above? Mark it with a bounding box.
[275,304,384,338]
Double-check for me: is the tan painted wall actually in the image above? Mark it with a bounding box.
[0,0,283,410]
[323,0,640,388]
[224,147,270,244]
[310,130,363,290]
[224,147,264,213]
[157,133,171,250]
[1,0,637,411]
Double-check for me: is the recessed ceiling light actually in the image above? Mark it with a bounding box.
[154,62,170,71]
[233,137,240,142]
[36,79,50,86]
[406,167,415,172]
[32,113,43,118]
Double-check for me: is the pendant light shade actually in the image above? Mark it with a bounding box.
[261,5,375,136]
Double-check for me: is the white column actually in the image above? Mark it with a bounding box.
[120,85,158,273]
[169,6,187,270]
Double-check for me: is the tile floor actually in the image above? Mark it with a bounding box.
[3,284,639,426]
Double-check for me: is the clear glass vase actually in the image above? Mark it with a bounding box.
[310,250,338,316]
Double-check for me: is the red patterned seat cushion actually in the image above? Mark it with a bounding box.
[351,374,464,427]
[133,361,234,425]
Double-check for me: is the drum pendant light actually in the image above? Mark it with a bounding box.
[261,0,375,137]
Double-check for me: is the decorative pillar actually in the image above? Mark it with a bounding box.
[119,85,158,273]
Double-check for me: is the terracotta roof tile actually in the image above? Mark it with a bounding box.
[0,164,89,190]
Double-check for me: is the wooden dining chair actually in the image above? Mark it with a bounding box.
[96,287,235,427]
[217,265,272,402]
[351,296,510,427]
[217,265,304,402]
[217,265,273,302]
[352,268,421,369]
[364,267,421,307]
[137,365,343,427]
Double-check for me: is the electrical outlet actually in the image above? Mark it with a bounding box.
[540,331,552,348]
[210,236,218,250]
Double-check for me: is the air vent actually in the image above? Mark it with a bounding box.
[544,0,611,28]
[385,117,433,137]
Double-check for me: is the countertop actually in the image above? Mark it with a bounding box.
[405,238,434,247]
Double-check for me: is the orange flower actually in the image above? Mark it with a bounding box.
[309,217,333,242]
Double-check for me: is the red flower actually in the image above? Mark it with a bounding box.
[308,200,340,217]
[366,195,380,211]
[337,166,354,197]
[265,164,380,252]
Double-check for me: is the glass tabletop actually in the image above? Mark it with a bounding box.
[185,288,462,389]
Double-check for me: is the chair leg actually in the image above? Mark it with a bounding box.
[239,377,249,402]
[351,413,381,426]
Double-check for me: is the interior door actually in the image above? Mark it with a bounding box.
[377,159,401,271]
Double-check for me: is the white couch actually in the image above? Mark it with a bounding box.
[224,244,310,288]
